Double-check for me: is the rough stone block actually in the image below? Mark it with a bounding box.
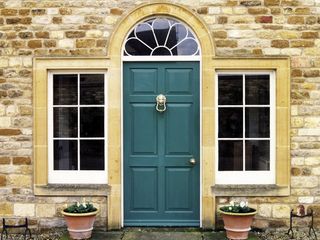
[291,40,314,48]
[35,31,49,38]
[63,15,84,24]
[213,31,227,38]
[262,48,280,55]
[66,31,85,38]
[271,40,289,48]
[281,48,302,55]
[36,204,56,217]
[0,117,11,127]
[50,31,64,39]
[0,157,10,164]
[59,8,72,15]
[0,129,21,135]
[14,203,35,217]
[1,9,18,16]
[216,40,237,48]
[0,58,9,67]
[288,16,304,24]
[258,204,272,217]
[52,17,62,24]
[0,203,13,216]
[298,128,320,136]
[13,157,31,165]
[255,16,273,23]
[33,16,51,24]
[110,8,123,15]
[19,9,30,16]
[31,9,46,15]
[264,0,280,5]
[272,205,290,218]
[76,39,95,48]
[86,30,103,38]
[240,0,261,6]
[28,40,42,48]
[298,196,314,204]
[0,174,7,186]
[9,57,22,67]
[291,176,318,188]
[85,16,103,24]
[47,8,59,15]
[58,39,74,48]
[248,7,268,14]
[8,175,31,188]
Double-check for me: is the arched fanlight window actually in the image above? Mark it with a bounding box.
[124,17,200,56]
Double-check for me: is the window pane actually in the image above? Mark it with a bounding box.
[166,23,188,48]
[245,107,270,138]
[80,140,104,170]
[54,107,77,138]
[219,140,243,171]
[80,107,104,137]
[135,23,157,49]
[245,140,270,171]
[218,108,243,138]
[245,75,270,105]
[54,140,77,170]
[218,75,243,105]
[80,74,104,105]
[53,74,77,105]
[153,18,170,46]
[125,38,152,56]
[171,38,198,56]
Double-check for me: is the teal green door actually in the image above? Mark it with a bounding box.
[124,62,200,226]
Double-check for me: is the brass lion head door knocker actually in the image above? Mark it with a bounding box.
[156,94,166,112]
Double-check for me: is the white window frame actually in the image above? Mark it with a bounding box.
[215,71,276,185]
[48,71,108,184]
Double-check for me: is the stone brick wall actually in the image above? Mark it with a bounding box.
[0,0,319,230]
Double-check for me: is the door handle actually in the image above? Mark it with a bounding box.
[189,158,196,165]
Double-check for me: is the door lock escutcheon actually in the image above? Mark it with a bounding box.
[156,94,167,112]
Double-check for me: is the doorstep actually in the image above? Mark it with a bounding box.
[61,229,259,240]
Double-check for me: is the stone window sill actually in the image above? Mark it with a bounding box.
[34,184,110,196]
[212,184,290,197]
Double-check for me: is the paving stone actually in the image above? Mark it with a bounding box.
[123,231,202,240]
[92,231,123,240]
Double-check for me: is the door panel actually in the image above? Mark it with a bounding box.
[131,167,158,211]
[165,103,193,155]
[124,62,199,226]
[166,68,193,94]
[131,104,157,155]
[165,168,192,211]
[131,69,158,94]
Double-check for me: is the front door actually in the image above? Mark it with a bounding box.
[123,62,200,226]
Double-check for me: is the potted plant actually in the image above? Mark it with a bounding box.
[62,201,98,240]
[219,201,257,240]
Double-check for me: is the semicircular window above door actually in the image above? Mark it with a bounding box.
[124,17,200,56]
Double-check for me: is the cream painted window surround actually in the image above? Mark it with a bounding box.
[211,58,291,196]
[33,57,110,196]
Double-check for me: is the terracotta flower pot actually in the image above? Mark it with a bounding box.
[62,210,98,240]
[220,210,257,240]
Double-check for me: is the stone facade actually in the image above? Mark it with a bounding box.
[0,0,319,230]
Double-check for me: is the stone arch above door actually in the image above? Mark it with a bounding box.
[106,3,215,230]
[108,2,214,57]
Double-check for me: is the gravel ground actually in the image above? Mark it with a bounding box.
[1,228,319,240]
[256,228,318,240]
